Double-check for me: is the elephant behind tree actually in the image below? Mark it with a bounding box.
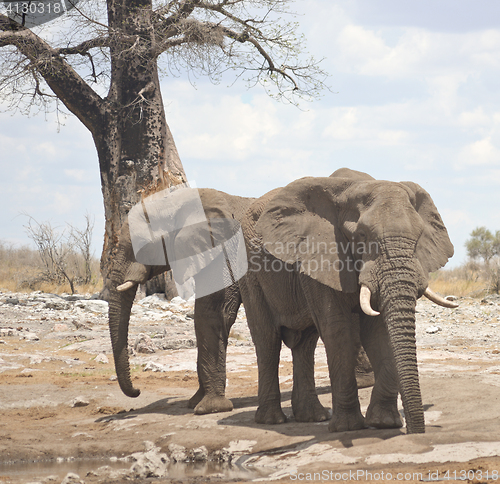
[108,188,254,415]
[238,168,457,434]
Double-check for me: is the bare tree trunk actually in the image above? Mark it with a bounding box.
[97,0,186,299]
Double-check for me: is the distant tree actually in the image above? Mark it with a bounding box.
[24,214,98,293]
[1,1,328,295]
[465,227,500,267]
[465,227,500,293]
[68,214,95,285]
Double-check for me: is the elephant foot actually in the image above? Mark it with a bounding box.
[188,387,204,409]
[255,404,287,425]
[365,401,403,429]
[328,409,366,433]
[194,395,233,415]
[293,399,330,423]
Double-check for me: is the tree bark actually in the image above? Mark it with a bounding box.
[97,0,187,298]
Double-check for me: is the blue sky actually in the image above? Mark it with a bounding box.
[2,0,500,267]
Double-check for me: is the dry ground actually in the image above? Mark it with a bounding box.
[1,291,500,484]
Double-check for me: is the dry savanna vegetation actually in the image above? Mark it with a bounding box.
[1,224,499,299]
[0,215,102,295]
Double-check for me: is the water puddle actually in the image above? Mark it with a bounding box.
[0,458,271,482]
[0,459,128,480]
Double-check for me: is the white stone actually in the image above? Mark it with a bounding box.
[23,332,40,341]
[76,300,108,313]
[143,361,166,372]
[71,396,90,407]
[134,333,156,353]
[60,473,83,484]
[94,353,109,364]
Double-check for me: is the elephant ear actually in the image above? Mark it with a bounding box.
[400,181,454,274]
[128,187,247,298]
[255,177,358,292]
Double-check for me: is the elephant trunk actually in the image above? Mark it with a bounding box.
[382,291,424,433]
[376,241,426,434]
[108,281,141,398]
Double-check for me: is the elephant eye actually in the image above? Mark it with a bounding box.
[357,230,367,241]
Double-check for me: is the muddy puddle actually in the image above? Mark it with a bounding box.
[0,457,272,483]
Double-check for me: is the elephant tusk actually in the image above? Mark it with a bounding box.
[360,285,381,317]
[117,281,136,292]
[423,287,459,308]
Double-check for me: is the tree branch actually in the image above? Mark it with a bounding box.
[55,36,111,56]
[0,14,105,133]
[154,0,201,38]
[208,22,299,91]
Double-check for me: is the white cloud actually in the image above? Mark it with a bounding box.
[333,25,500,79]
[64,169,92,182]
[457,137,500,168]
[322,106,408,145]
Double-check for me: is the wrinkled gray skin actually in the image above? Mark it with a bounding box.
[108,188,253,415]
[238,168,454,434]
[109,182,373,417]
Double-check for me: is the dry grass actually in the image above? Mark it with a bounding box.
[0,240,102,295]
[429,267,489,298]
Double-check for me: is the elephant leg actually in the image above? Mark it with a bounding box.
[245,297,286,424]
[359,314,402,429]
[284,326,329,422]
[301,281,365,432]
[188,285,240,415]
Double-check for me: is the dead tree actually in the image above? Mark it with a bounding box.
[1,1,328,295]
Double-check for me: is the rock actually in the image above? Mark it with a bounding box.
[76,300,109,313]
[211,449,233,463]
[71,396,90,408]
[53,323,69,332]
[60,473,83,484]
[42,476,59,483]
[170,296,186,305]
[0,328,17,337]
[30,355,48,364]
[134,333,156,354]
[72,318,92,330]
[482,294,500,304]
[445,295,458,301]
[125,442,169,478]
[425,326,441,334]
[168,443,188,462]
[44,301,70,310]
[3,297,19,305]
[191,446,208,462]
[94,353,109,364]
[23,332,40,341]
[87,466,129,480]
[143,361,166,372]
[140,294,169,309]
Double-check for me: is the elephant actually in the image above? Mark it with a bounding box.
[108,187,254,415]
[237,168,457,434]
[108,180,374,419]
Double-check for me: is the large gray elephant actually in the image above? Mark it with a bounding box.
[108,180,374,419]
[238,168,457,434]
[108,188,253,415]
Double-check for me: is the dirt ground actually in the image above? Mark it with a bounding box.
[1,290,500,484]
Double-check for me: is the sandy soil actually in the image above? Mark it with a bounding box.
[1,290,500,484]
